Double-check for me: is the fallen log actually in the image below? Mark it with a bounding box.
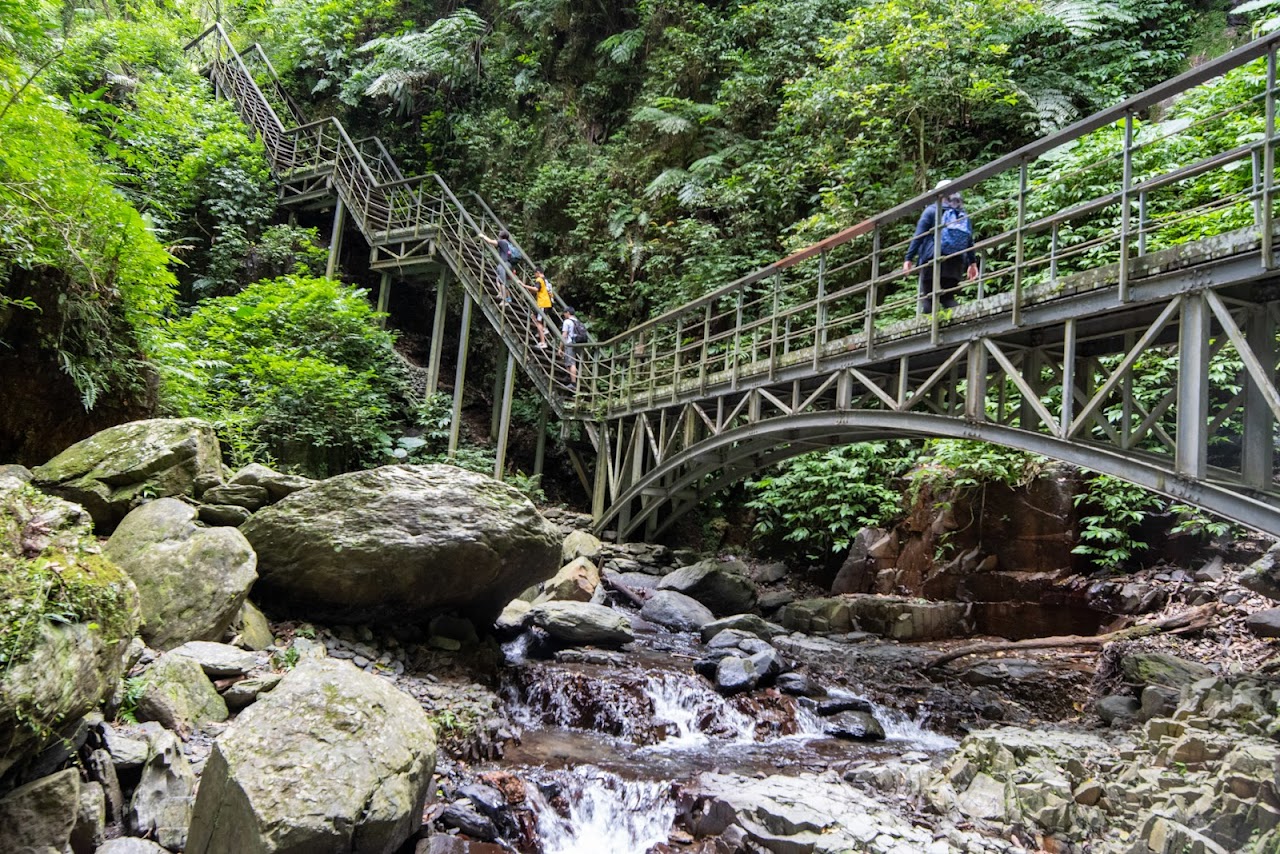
[601,573,651,608]
[924,603,1220,670]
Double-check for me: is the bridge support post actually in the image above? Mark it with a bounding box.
[490,357,507,442]
[494,351,516,481]
[966,341,988,422]
[1244,305,1277,488]
[1176,293,1210,479]
[533,401,549,477]
[592,438,609,532]
[325,198,346,280]
[448,295,473,459]
[426,267,449,395]
[375,272,391,327]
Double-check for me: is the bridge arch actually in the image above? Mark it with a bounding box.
[594,411,1280,541]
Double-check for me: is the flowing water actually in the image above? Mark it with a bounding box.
[490,623,958,853]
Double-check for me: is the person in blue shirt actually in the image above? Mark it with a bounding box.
[903,182,978,314]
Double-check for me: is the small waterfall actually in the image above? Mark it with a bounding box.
[528,767,673,854]
[641,672,757,748]
[877,707,958,751]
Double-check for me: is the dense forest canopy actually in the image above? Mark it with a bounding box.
[0,0,1263,560]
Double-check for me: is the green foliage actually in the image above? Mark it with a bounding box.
[745,441,918,562]
[117,675,146,724]
[154,275,408,476]
[908,440,1046,498]
[1071,472,1162,572]
[341,10,487,113]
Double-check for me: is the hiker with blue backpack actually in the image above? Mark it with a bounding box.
[903,181,978,314]
[478,229,525,303]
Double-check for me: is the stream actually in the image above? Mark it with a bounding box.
[485,618,957,853]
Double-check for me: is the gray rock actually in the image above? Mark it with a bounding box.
[1194,556,1225,583]
[748,647,782,682]
[607,570,660,590]
[751,562,789,584]
[101,725,148,771]
[104,498,257,650]
[197,504,252,527]
[135,652,228,733]
[169,641,259,677]
[1246,607,1280,638]
[657,561,757,616]
[1096,694,1141,725]
[962,660,1050,686]
[437,803,496,840]
[85,749,123,825]
[0,463,32,482]
[71,780,106,854]
[817,696,875,716]
[1119,651,1213,689]
[220,674,283,710]
[561,530,603,563]
[31,418,223,532]
[706,628,763,651]
[714,657,758,694]
[186,659,437,854]
[700,614,786,644]
[94,838,172,854]
[640,590,715,632]
[227,601,274,651]
[0,769,79,854]
[824,710,886,741]
[1139,685,1180,722]
[241,465,560,624]
[495,599,532,635]
[756,590,795,611]
[1240,543,1280,601]
[201,483,269,510]
[129,729,195,851]
[0,482,140,777]
[776,672,821,697]
[528,601,633,647]
[228,463,315,503]
[534,557,601,604]
[830,528,889,595]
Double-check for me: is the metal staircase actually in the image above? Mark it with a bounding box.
[185,23,578,417]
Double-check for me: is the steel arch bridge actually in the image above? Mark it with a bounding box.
[569,35,1280,540]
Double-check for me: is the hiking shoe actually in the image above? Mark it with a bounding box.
[536,342,547,349]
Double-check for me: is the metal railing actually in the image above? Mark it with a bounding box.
[570,32,1280,420]
[185,24,580,410]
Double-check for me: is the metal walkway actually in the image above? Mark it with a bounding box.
[192,25,1280,539]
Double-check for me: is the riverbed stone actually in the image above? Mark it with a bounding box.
[1246,607,1280,637]
[186,658,437,854]
[700,614,786,643]
[31,418,222,532]
[824,710,886,741]
[528,601,634,647]
[201,483,269,510]
[197,504,252,527]
[641,589,715,631]
[71,780,106,854]
[534,557,600,604]
[96,840,172,854]
[241,465,560,624]
[135,652,228,733]
[169,641,259,677]
[714,657,758,694]
[1140,685,1180,722]
[1240,543,1280,601]
[1097,694,1141,725]
[1119,651,1213,689]
[104,498,257,650]
[657,561,757,615]
[220,673,283,710]
[228,601,274,651]
[228,463,315,503]
[0,768,80,854]
[561,530,603,563]
[129,728,195,851]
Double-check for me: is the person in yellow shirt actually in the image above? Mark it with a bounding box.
[526,267,554,349]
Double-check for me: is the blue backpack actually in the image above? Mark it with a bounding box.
[939,206,973,258]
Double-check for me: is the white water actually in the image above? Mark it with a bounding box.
[527,767,674,854]
[640,671,757,748]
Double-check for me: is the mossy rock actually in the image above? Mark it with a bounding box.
[0,481,140,778]
[1119,652,1213,689]
[31,418,222,532]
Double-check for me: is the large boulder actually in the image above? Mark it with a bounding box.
[240,465,560,623]
[657,561,757,616]
[30,418,222,531]
[0,481,140,778]
[104,498,257,650]
[1240,543,1280,601]
[641,590,715,632]
[186,658,436,854]
[528,601,634,647]
[0,768,80,853]
[129,728,196,850]
[135,652,229,733]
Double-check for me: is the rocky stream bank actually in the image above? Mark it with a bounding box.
[2,418,1279,854]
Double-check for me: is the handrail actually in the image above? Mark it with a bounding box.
[185,23,577,415]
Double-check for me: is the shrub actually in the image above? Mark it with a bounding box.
[154,275,407,476]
